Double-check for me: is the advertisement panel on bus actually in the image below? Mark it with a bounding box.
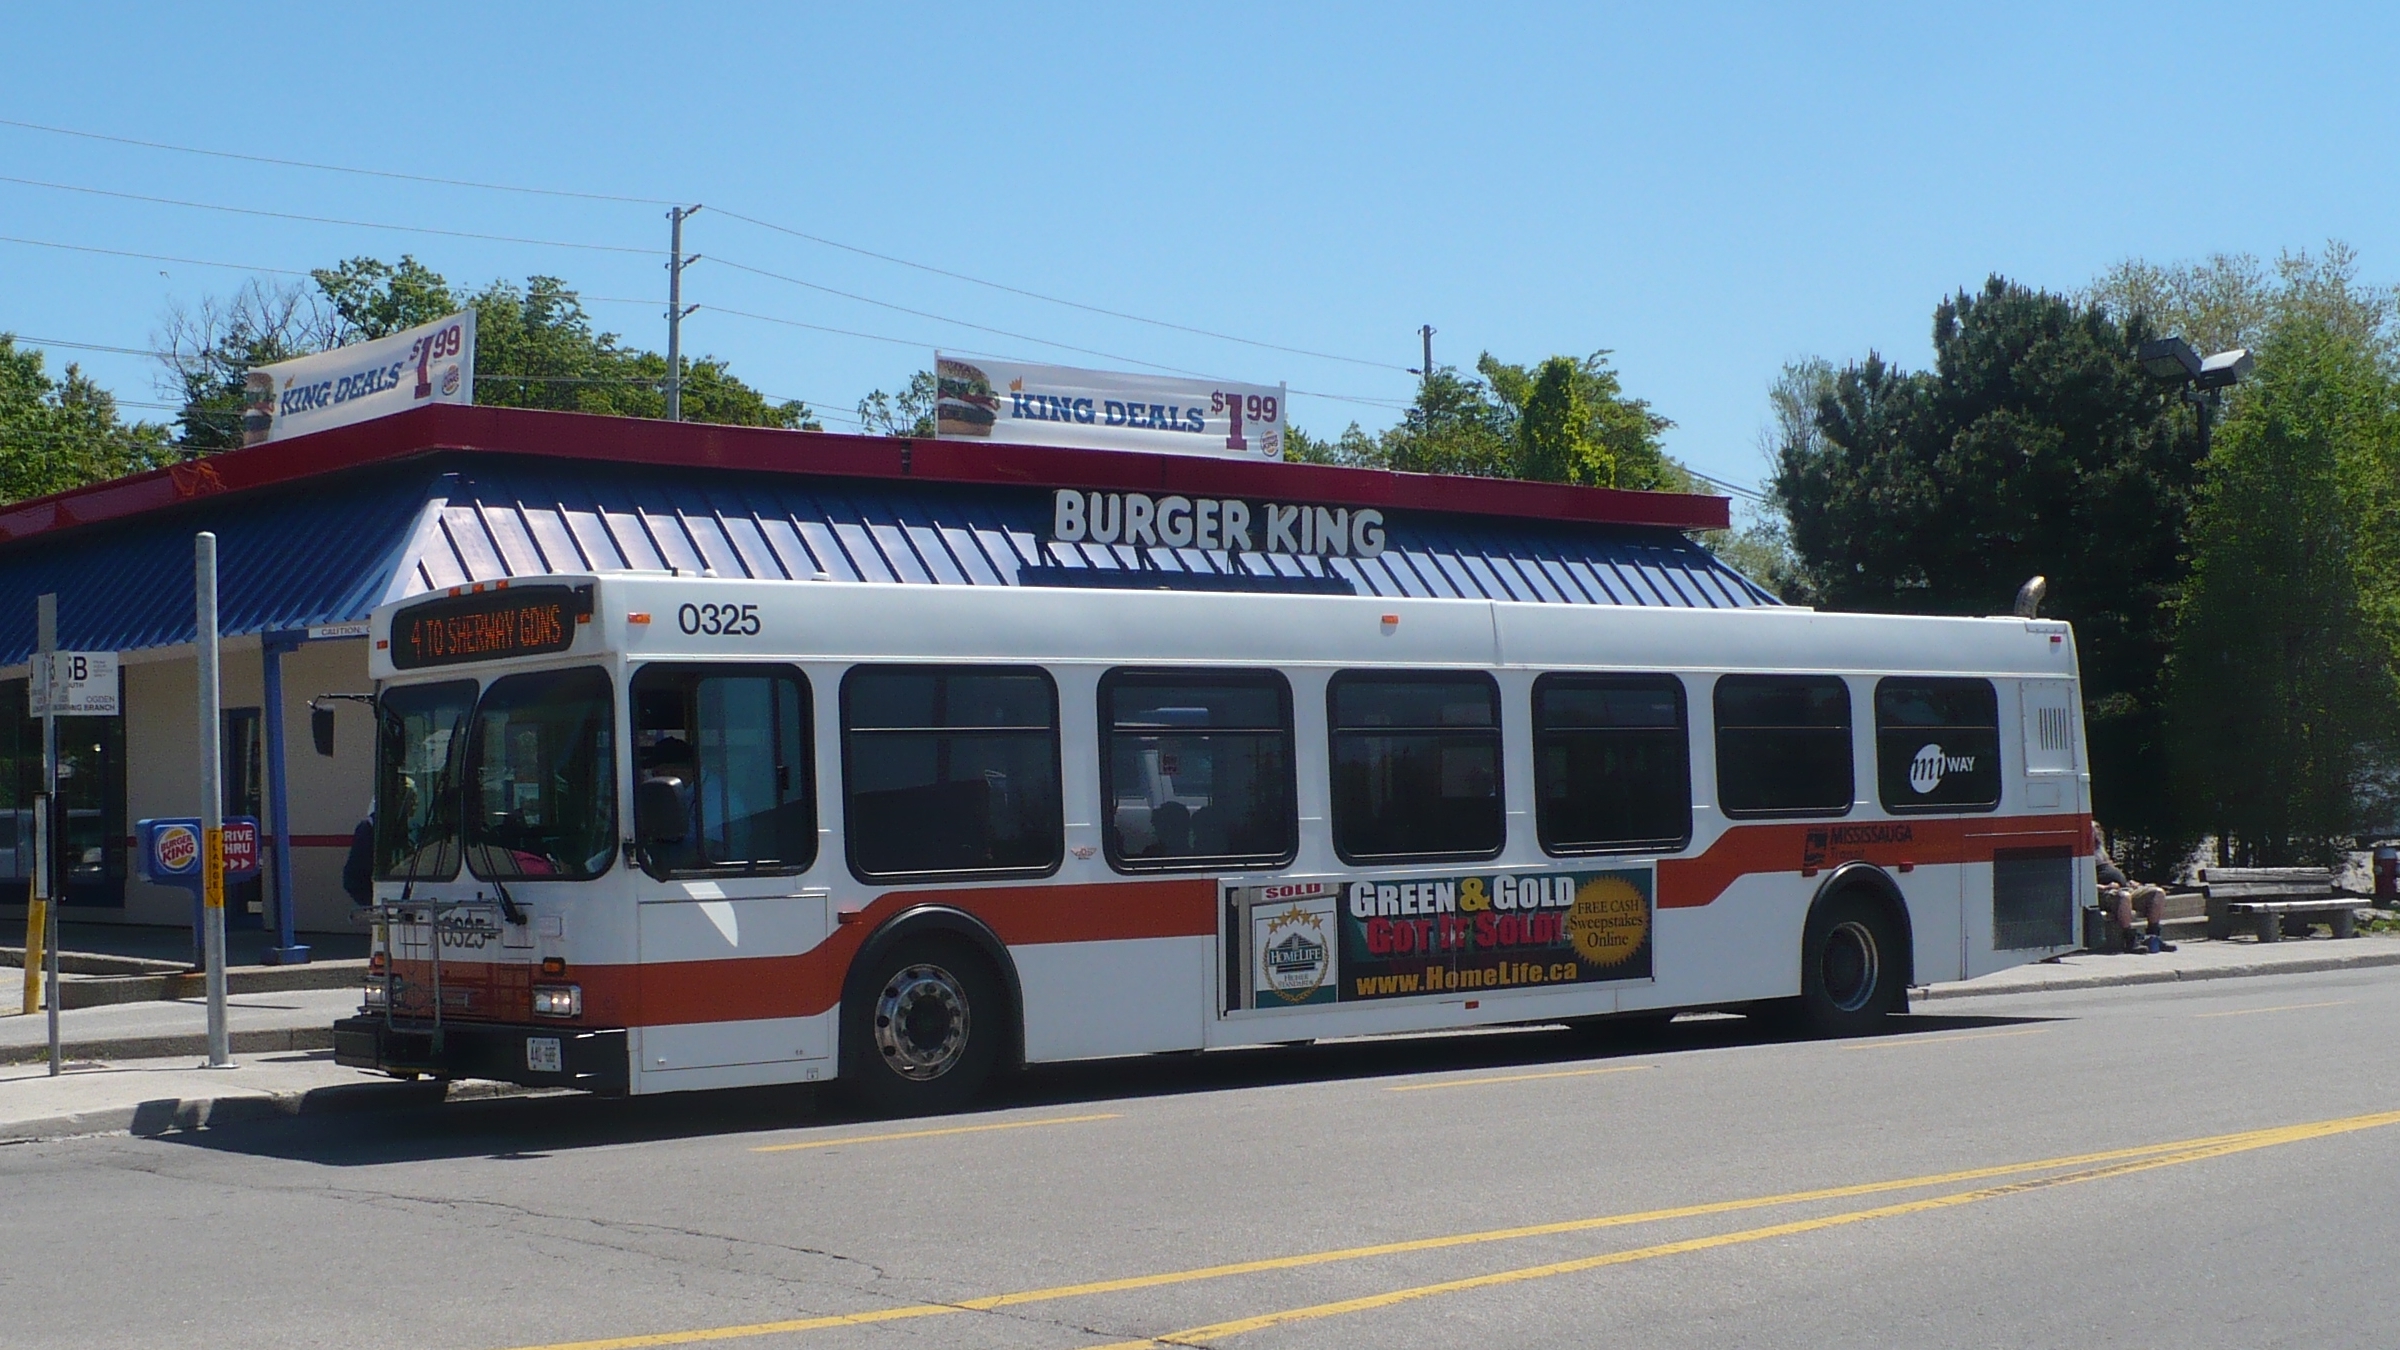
[1227,867,1654,1010]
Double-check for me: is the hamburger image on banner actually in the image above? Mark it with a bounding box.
[937,358,998,437]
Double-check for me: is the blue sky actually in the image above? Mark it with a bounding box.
[4,4,2395,496]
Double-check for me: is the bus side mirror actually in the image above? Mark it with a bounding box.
[311,704,336,758]
[635,776,690,845]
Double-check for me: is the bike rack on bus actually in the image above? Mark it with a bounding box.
[366,899,495,1055]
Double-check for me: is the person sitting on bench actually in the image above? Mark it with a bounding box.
[2098,846,2174,953]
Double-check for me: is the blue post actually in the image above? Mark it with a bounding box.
[260,633,310,964]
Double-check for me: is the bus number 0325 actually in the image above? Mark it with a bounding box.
[677,602,760,636]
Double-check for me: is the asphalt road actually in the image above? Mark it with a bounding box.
[6,968,2399,1350]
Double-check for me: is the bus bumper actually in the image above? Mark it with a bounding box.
[333,1015,630,1094]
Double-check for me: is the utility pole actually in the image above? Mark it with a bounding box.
[1419,325,1435,391]
[665,204,703,422]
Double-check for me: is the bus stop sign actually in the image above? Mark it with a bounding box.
[30,651,118,716]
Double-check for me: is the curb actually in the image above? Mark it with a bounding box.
[46,961,368,1011]
[0,1073,543,1145]
[0,1025,334,1067]
[1917,946,2400,1001]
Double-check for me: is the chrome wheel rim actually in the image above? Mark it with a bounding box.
[1822,920,1881,1013]
[873,962,972,1081]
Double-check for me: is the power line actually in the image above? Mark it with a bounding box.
[0,174,655,256]
[710,207,1413,373]
[0,234,312,276]
[3,334,172,359]
[3,188,1410,409]
[0,117,679,207]
[682,273,1412,411]
[706,256,1235,379]
[1686,469,1766,502]
[0,116,1408,376]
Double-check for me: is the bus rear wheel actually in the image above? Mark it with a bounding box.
[842,942,1004,1117]
[1799,892,1905,1037]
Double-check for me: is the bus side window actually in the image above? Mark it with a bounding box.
[1713,675,1853,819]
[1101,669,1296,872]
[841,666,1063,881]
[630,663,817,876]
[1533,673,1691,853]
[1874,677,2000,814]
[1327,671,1504,864]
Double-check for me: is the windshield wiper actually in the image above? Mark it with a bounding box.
[491,876,526,926]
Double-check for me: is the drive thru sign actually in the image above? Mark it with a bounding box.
[30,652,118,716]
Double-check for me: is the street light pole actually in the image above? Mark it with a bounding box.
[2138,336,2252,457]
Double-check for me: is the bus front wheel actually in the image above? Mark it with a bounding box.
[1798,892,1906,1037]
[842,942,1004,1116]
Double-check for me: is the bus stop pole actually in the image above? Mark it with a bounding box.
[260,635,308,964]
[196,534,230,1068]
[36,593,58,1077]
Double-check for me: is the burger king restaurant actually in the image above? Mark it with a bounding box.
[0,402,1759,957]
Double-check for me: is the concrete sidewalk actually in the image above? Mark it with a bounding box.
[0,986,359,1064]
[0,1050,529,1142]
[1918,931,2400,1001]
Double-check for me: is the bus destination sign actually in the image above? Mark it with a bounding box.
[390,585,592,670]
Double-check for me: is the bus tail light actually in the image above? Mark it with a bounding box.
[531,985,583,1018]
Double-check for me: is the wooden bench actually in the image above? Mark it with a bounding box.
[2198,867,2360,942]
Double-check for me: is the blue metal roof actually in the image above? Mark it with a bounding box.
[408,459,1776,608]
[0,454,1774,664]
[0,465,436,665]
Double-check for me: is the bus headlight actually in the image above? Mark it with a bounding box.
[361,984,389,1010]
[531,985,582,1018]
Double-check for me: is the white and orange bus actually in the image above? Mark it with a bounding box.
[335,572,2092,1112]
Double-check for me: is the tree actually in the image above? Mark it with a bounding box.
[156,278,338,449]
[0,338,175,501]
[314,255,459,341]
[1773,277,2205,866]
[1701,359,1832,604]
[2086,243,2397,366]
[2167,310,2397,863]
[159,258,819,443]
[1286,349,1679,490]
[856,370,937,437]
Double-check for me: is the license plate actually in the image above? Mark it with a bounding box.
[525,1036,563,1074]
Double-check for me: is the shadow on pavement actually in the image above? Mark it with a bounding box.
[146,1005,2056,1167]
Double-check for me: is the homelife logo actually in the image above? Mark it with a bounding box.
[1259,906,1332,1004]
[1909,743,1978,794]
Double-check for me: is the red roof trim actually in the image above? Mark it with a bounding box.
[0,403,1728,546]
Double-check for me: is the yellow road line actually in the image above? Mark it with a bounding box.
[1087,1108,2400,1349]
[749,1113,1120,1154]
[1841,1027,2051,1051]
[2194,1000,2351,1019]
[1387,1064,1653,1092]
[501,1117,2361,1350]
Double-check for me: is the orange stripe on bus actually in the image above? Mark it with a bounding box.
[555,877,1216,1028]
[1657,813,2091,909]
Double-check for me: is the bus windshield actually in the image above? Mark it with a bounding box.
[374,680,474,881]
[465,667,617,880]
